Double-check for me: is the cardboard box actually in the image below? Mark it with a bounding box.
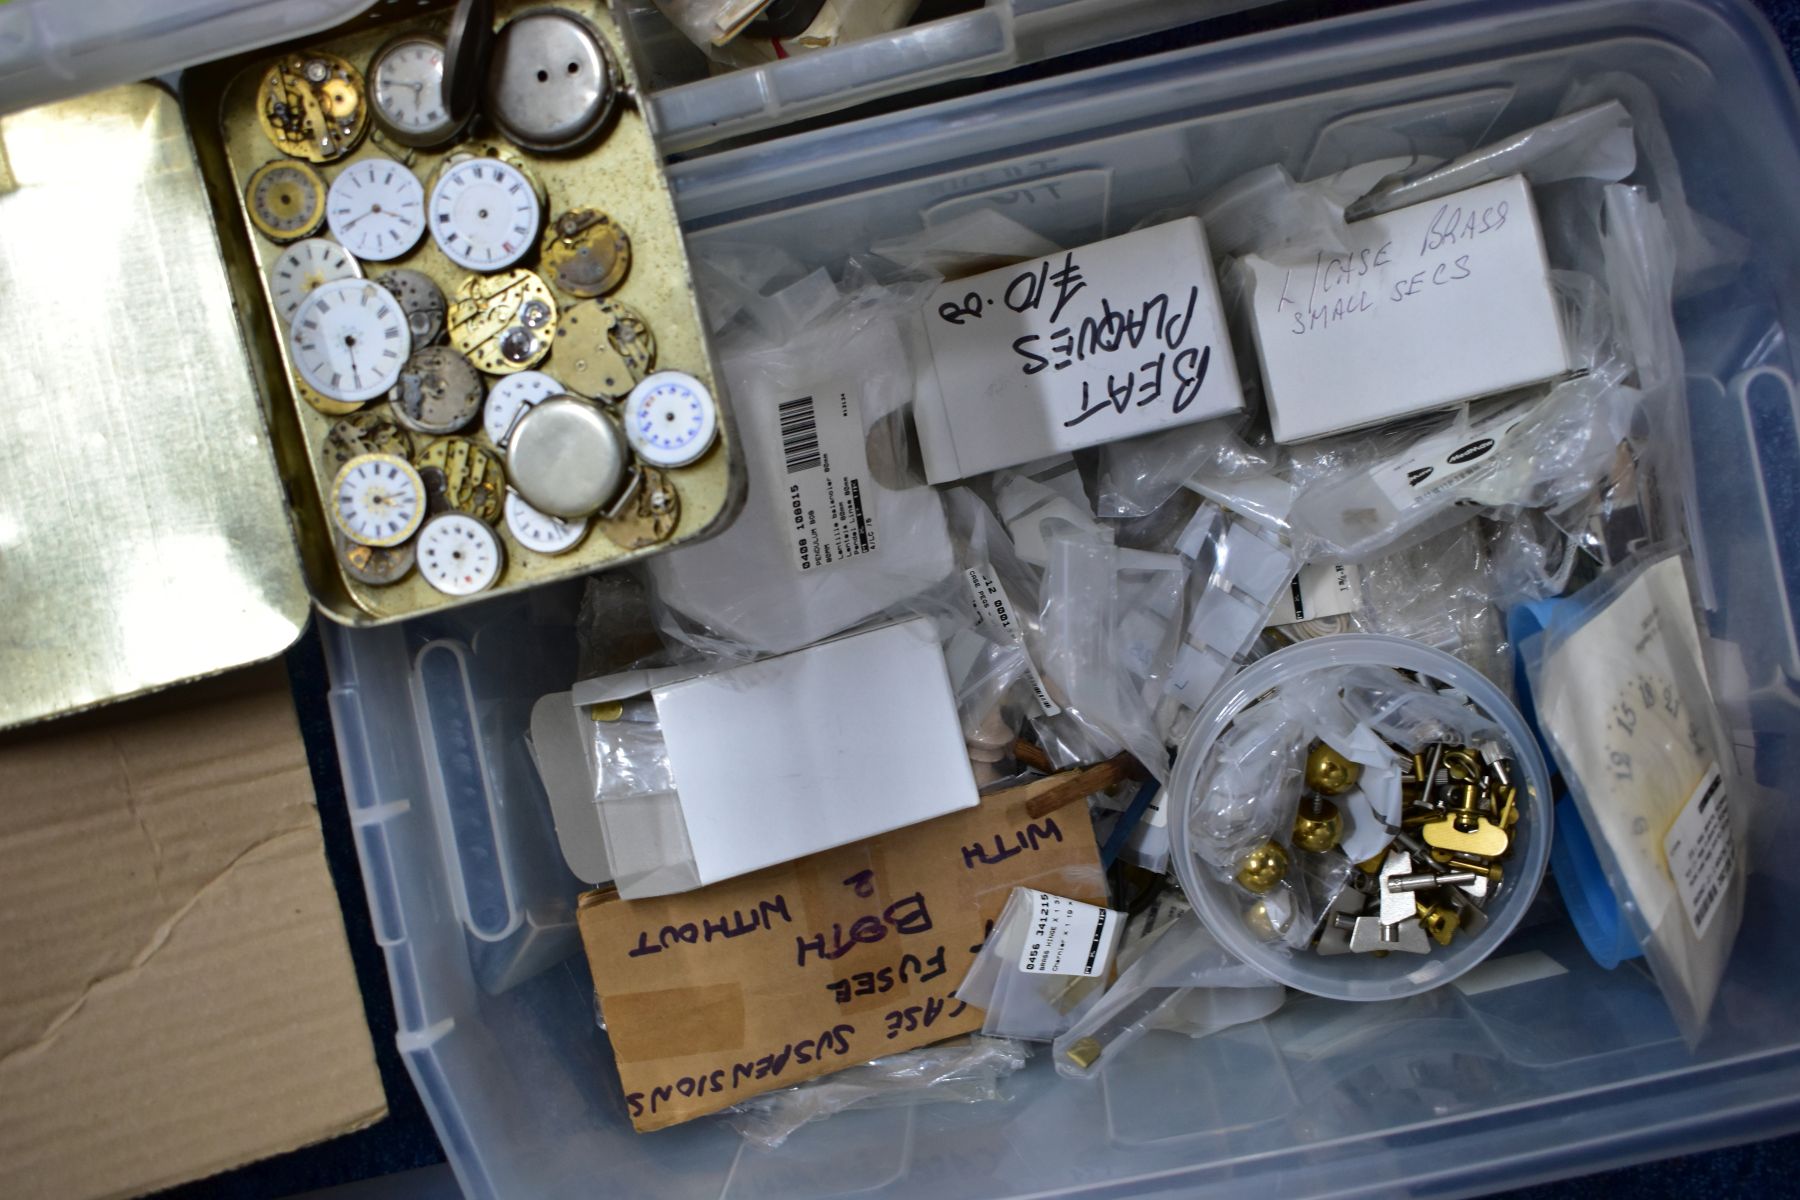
[0,663,386,1200]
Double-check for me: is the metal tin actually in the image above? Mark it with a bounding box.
[0,0,742,729]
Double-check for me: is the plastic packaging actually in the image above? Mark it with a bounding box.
[647,262,955,659]
[1169,634,1553,1001]
[1342,101,1638,219]
[648,0,770,48]
[1051,907,1284,1080]
[726,1036,1030,1150]
[1524,551,1744,1043]
[954,887,1124,1042]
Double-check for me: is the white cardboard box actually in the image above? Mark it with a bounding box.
[578,619,981,897]
[917,217,1245,483]
[1242,175,1569,443]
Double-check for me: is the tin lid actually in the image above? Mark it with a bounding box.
[0,84,310,729]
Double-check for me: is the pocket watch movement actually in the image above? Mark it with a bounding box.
[448,268,557,374]
[258,52,369,163]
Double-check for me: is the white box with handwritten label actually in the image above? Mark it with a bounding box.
[1242,174,1569,444]
[916,217,1245,483]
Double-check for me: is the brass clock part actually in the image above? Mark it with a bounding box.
[244,159,327,242]
[541,208,631,298]
[295,375,365,417]
[257,52,369,163]
[335,531,416,587]
[448,269,557,375]
[597,465,680,550]
[553,298,655,400]
[323,411,415,473]
[389,345,486,435]
[415,436,505,524]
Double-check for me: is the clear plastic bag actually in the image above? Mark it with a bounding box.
[954,887,1124,1042]
[647,262,958,659]
[725,1036,1030,1150]
[1342,101,1638,220]
[1524,551,1745,1044]
[1051,908,1284,1080]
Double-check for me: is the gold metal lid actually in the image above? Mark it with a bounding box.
[0,84,309,729]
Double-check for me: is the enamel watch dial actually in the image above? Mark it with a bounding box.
[505,490,588,555]
[326,157,426,262]
[623,371,718,468]
[244,159,327,242]
[369,34,463,148]
[289,278,410,403]
[269,237,361,325]
[428,155,543,271]
[483,370,564,447]
[417,513,505,595]
[331,452,426,547]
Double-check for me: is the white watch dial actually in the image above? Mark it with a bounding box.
[269,236,361,324]
[290,278,411,402]
[624,371,718,468]
[417,512,505,595]
[370,36,456,146]
[504,490,588,555]
[483,370,564,446]
[327,157,426,262]
[428,157,541,271]
[331,452,425,547]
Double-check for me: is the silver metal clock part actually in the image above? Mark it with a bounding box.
[269,236,361,324]
[326,156,426,262]
[428,155,543,271]
[505,396,627,519]
[289,278,411,403]
[417,512,505,595]
[369,33,465,148]
[330,451,427,547]
[388,345,486,435]
[485,10,621,153]
[623,370,719,469]
[376,268,448,345]
[336,531,416,586]
[504,489,588,555]
[483,370,564,446]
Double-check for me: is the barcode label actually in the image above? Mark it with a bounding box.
[779,396,822,474]
[769,385,879,574]
[1664,762,1734,940]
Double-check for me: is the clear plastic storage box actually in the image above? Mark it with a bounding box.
[323,0,1800,1196]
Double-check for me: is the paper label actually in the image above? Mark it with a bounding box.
[1369,406,1533,512]
[921,218,1244,481]
[1244,175,1568,442]
[1016,888,1121,977]
[1664,763,1733,939]
[964,565,1062,716]
[1273,561,1361,625]
[771,385,877,573]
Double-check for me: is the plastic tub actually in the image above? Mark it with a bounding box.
[325,2,1800,1197]
[1167,634,1554,1001]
